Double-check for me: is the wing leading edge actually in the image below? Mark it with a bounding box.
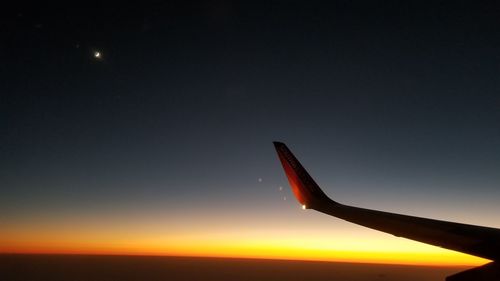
[274,142,500,281]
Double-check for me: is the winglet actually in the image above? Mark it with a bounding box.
[273,142,335,209]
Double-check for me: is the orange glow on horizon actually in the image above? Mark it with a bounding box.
[1,246,487,267]
[1,200,492,268]
[1,234,488,266]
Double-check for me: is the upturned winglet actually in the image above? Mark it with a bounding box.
[273,141,334,209]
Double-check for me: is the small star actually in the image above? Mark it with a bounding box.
[258,178,262,182]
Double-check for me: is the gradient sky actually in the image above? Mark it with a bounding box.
[1,1,499,266]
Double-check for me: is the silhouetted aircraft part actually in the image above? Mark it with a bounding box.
[446,262,500,281]
[273,141,500,281]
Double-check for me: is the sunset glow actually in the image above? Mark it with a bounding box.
[1,235,488,266]
[0,205,490,266]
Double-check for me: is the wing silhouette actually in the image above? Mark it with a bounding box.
[274,141,500,281]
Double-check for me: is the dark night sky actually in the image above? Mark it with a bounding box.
[1,1,500,264]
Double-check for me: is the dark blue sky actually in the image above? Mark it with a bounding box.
[1,1,500,261]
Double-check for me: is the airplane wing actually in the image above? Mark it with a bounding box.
[273,141,500,281]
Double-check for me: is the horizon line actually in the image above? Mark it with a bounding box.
[0,251,477,268]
